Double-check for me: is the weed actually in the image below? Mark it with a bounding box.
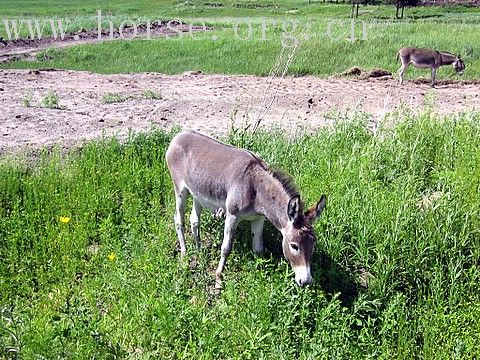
[22,92,32,107]
[35,47,62,61]
[102,92,130,104]
[40,90,60,109]
[143,89,163,100]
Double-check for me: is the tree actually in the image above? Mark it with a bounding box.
[383,0,420,19]
[351,0,369,18]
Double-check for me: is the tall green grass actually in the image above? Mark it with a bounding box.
[1,112,479,358]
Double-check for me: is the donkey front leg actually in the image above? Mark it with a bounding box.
[174,188,188,257]
[397,64,407,85]
[251,217,265,255]
[190,198,202,250]
[215,213,239,290]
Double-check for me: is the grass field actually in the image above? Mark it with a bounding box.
[1,112,480,358]
[1,0,480,78]
[2,1,480,358]
[3,0,479,20]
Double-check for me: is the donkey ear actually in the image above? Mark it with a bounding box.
[305,194,326,222]
[287,195,301,222]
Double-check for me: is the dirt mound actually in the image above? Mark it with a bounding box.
[0,21,211,63]
[341,67,362,76]
[368,68,392,78]
[339,67,393,79]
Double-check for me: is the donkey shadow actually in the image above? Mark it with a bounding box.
[235,221,360,308]
[195,213,360,307]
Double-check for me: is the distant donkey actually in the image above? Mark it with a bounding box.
[166,130,326,289]
[397,47,465,87]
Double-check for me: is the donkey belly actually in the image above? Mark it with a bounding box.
[192,192,226,213]
[411,60,434,69]
[242,213,264,222]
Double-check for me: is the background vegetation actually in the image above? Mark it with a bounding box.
[1,0,480,79]
[1,112,480,358]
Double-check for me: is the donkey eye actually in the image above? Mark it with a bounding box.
[289,243,299,252]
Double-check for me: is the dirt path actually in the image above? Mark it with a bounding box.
[1,69,479,153]
[0,21,209,63]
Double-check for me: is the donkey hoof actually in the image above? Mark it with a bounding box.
[215,271,223,287]
[214,207,226,219]
[214,281,222,295]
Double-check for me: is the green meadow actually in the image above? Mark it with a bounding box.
[1,0,480,78]
[2,0,480,358]
[1,113,480,358]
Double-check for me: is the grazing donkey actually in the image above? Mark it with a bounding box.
[397,47,465,87]
[166,130,326,289]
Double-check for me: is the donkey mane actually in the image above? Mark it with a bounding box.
[269,168,300,200]
[439,51,456,57]
[240,146,300,201]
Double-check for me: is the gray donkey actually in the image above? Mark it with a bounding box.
[397,47,465,87]
[166,130,326,289]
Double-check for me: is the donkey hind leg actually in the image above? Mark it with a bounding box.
[174,187,189,257]
[251,217,265,255]
[190,198,203,250]
[215,213,239,290]
[430,68,437,87]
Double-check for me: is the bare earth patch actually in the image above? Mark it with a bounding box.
[1,69,479,154]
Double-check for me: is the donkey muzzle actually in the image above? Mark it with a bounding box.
[294,265,313,287]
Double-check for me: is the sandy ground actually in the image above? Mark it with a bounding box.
[1,69,479,154]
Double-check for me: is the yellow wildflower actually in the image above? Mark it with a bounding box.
[59,216,71,224]
[107,252,116,261]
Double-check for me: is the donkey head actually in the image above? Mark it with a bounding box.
[453,56,465,75]
[282,194,326,287]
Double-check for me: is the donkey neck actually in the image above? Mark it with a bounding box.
[439,52,456,65]
[252,169,298,231]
